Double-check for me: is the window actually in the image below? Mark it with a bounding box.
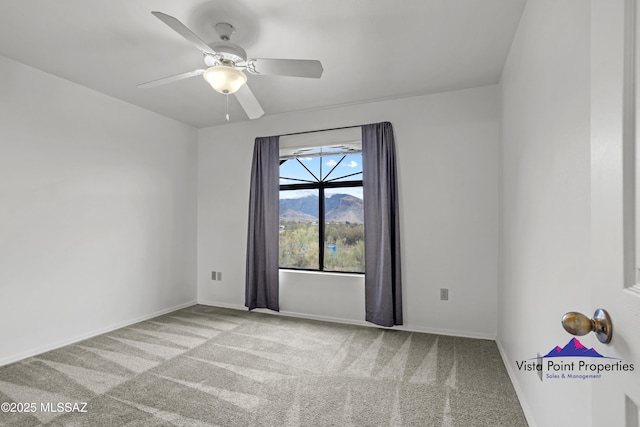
[279,147,364,273]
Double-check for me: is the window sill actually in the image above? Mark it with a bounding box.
[279,269,364,279]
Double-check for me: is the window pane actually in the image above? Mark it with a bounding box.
[280,158,320,185]
[323,188,365,273]
[279,189,319,269]
[322,153,363,182]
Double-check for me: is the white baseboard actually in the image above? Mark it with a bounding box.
[197,299,497,340]
[0,300,197,367]
[495,338,537,427]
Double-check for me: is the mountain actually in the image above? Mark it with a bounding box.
[543,338,604,358]
[279,209,317,222]
[280,194,363,223]
[325,194,364,223]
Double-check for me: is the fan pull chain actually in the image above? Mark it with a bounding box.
[225,94,230,121]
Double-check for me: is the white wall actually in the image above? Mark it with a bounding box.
[198,85,500,338]
[498,1,591,426]
[0,55,198,365]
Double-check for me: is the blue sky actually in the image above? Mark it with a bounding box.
[280,153,363,199]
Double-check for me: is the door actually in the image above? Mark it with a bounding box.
[592,0,640,425]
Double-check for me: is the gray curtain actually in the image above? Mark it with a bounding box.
[362,122,403,326]
[245,136,280,311]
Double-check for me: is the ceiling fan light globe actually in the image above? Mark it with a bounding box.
[203,65,247,94]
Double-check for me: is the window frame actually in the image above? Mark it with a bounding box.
[279,156,364,274]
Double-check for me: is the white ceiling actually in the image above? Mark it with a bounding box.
[0,0,526,128]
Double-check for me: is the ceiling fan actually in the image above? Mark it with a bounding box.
[139,11,324,120]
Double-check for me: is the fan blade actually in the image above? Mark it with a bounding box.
[247,59,323,78]
[137,69,205,88]
[151,11,215,55]
[235,84,265,120]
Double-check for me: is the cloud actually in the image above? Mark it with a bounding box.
[280,189,317,199]
[325,159,358,168]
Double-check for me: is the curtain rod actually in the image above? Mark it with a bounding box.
[271,122,380,138]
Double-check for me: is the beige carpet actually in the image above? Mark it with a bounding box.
[0,305,527,426]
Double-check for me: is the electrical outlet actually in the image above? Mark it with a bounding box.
[217,272,222,281]
[211,271,217,280]
[440,288,448,301]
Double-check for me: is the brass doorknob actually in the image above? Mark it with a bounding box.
[561,309,612,344]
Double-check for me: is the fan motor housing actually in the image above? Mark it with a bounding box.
[205,42,247,66]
